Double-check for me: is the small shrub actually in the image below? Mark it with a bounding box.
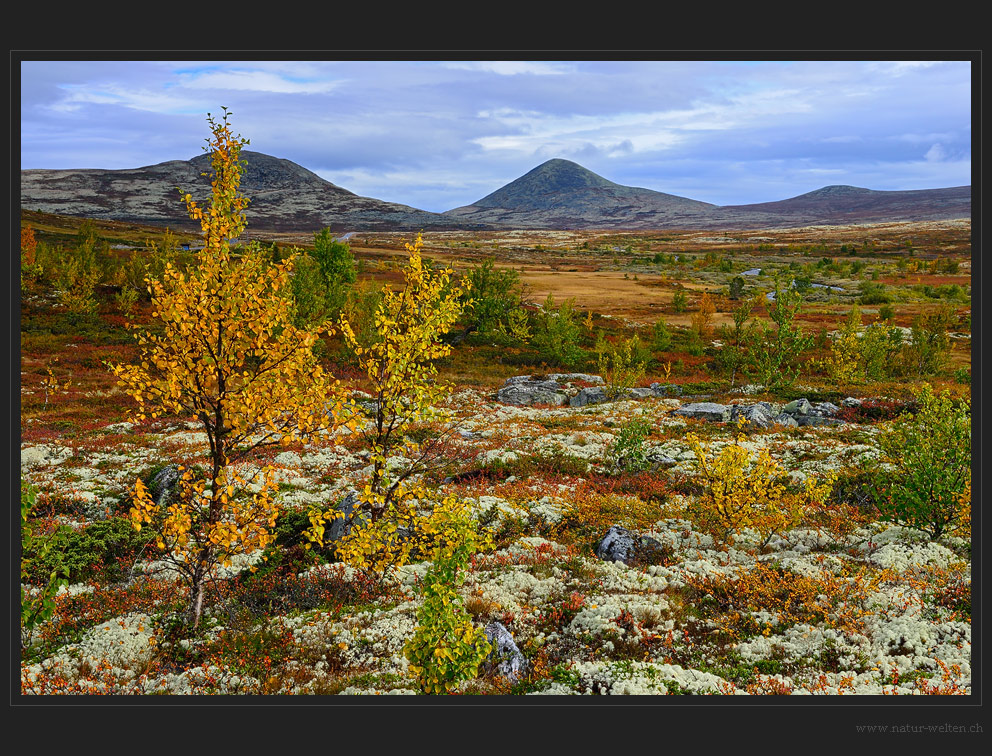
[871,383,970,540]
[532,294,584,368]
[403,499,493,694]
[684,430,834,548]
[606,417,652,473]
[598,336,647,400]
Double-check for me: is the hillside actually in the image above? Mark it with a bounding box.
[20,151,491,233]
[444,159,716,229]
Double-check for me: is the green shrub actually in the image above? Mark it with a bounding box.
[906,306,954,376]
[22,516,151,584]
[606,417,652,473]
[532,294,584,368]
[464,258,524,336]
[403,500,492,694]
[858,281,891,305]
[651,319,672,352]
[871,383,970,540]
[20,481,69,645]
[672,290,687,313]
[599,336,647,400]
[743,285,814,390]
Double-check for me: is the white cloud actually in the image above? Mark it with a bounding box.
[441,61,572,76]
[177,69,343,94]
[48,84,205,115]
[924,143,948,162]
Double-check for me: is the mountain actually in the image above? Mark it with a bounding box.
[19,151,489,233]
[20,152,971,233]
[443,158,716,228]
[446,161,970,229]
[712,184,972,225]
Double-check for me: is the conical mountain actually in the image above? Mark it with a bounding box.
[444,158,715,228]
[20,151,488,232]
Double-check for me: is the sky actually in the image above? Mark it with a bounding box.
[19,58,973,212]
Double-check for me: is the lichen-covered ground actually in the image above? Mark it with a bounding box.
[19,384,971,696]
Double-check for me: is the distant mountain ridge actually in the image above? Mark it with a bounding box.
[20,152,970,232]
[19,151,489,233]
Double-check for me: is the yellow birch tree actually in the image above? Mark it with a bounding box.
[111,110,349,627]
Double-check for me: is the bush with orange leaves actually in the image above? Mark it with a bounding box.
[684,427,834,549]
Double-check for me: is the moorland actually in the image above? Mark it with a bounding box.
[19,119,972,697]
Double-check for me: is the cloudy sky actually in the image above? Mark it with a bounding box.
[19,58,972,212]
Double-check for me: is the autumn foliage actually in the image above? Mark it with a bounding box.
[111,110,349,627]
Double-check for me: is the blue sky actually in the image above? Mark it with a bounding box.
[19,59,972,212]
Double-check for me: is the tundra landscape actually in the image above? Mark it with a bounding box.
[19,113,972,700]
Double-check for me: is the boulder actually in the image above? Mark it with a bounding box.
[772,413,799,428]
[812,401,841,416]
[595,525,669,566]
[674,402,731,423]
[324,491,365,543]
[794,415,845,428]
[570,386,609,407]
[484,622,527,683]
[650,383,683,397]
[842,397,863,407]
[729,402,774,429]
[497,379,569,406]
[781,398,812,416]
[547,373,603,385]
[626,387,657,400]
[149,465,181,506]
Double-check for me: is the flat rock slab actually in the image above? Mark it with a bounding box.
[674,402,731,422]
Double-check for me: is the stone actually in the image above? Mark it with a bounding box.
[812,401,841,416]
[794,415,845,428]
[149,465,181,506]
[496,380,568,406]
[650,383,683,397]
[595,525,669,566]
[484,622,527,683]
[570,386,609,407]
[674,402,730,422]
[324,491,365,543]
[547,373,603,385]
[729,403,775,429]
[772,413,799,428]
[781,398,812,416]
[626,387,656,400]
[842,397,863,407]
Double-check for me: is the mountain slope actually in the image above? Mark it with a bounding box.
[20,151,488,232]
[446,162,970,229]
[443,159,716,228]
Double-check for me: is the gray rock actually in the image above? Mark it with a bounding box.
[842,397,863,407]
[781,398,812,416]
[547,373,603,385]
[650,383,683,397]
[794,415,845,427]
[626,387,656,400]
[570,386,609,407]
[497,381,568,406]
[647,452,678,469]
[324,491,365,543]
[484,622,527,683]
[812,401,841,416]
[674,402,730,422]
[595,525,668,566]
[772,413,799,428]
[729,403,775,429]
[149,465,181,506]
